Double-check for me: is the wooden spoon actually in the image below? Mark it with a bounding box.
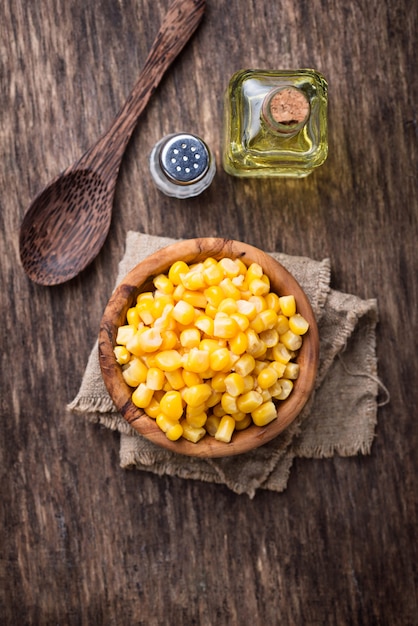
[19,0,206,286]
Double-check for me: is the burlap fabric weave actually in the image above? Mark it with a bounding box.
[68,231,380,498]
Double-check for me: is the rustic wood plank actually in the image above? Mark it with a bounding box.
[1,0,417,624]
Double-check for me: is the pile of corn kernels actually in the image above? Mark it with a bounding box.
[114,256,309,444]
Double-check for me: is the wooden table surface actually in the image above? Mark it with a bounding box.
[1,0,417,624]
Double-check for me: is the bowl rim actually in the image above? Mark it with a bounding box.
[98,237,319,458]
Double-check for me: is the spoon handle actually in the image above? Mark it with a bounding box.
[80,0,206,178]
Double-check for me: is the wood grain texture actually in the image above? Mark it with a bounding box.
[1,0,417,624]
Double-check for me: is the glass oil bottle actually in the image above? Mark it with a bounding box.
[222,69,328,178]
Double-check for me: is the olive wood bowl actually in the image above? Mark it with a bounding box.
[99,238,319,458]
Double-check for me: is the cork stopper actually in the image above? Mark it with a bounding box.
[262,86,310,135]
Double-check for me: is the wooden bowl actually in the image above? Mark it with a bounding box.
[99,238,319,458]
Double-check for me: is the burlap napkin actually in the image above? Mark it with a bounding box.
[68,231,384,498]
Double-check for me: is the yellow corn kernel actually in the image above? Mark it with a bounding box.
[275,379,294,400]
[125,328,146,356]
[202,256,217,268]
[160,330,179,351]
[253,360,268,375]
[199,338,221,354]
[204,285,224,308]
[270,360,287,378]
[234,353,256,377]
[144,396,161,418]
[218,257,240,278]
[271,343,292,364]
[202,262,225,286]
[164,368,184,390]
[214,415,235,443]
[246,262,263,282]
[210,372,227,392]
[182,370,202,387]
[126,307,140,327]
[153,273,174,294]
[259,388,272,402]
[221,393,238,414]
[141,353,158,369]
[181,420,206,443]
[182,290,208,309]
[251,400,277,427]
[224,373,245,397]
[265,292,281,313]
[249,277,270,296]
[205,414,221,436]
[275,315,290,335]
[165,422,184,441]
[209,347,231,371]
[114,345,131,365]
[154,350,183,371]
[245,329,267,359]
[217,297,238,315]
[204,303,218,319]
[268,381,283,398]
[122,357,148,387]
[136,300,155,326]
[230,312,250,332]
[152,296,174,320]
[194,315,214,337]
[186,412,207,429]
[181,269,206,291]
[180,327,201,349]
[257,367,279,389]
[172,283,186,301]
[232,410,247,423]
[259,328,279,348]
[212,403,226,418]
[159,390,184,419]
[229,331,248,356]
[234,414,252,431]
[186,402,207,418]
[168,261,189,285]
[183,348,210,374]
[213,314,239,339]
[116,324,136,346]
[242,374,256,393]
[219,277,241,299]
[138,328,163,353]
[236,299,257,320]
[249,295,267,313]
[132,384,154,409]
[156,413,178,432]
[236,390,263,413]
[280,330,303,351]
[289,314,310,336]
[146,367,165,390]
[172,300,195,326]
[206,389,222,408]
[284,362,300,380]
[182,383,212,408]
[279,295,296,317]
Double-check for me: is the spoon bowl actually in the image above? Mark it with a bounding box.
[19,0,206,286]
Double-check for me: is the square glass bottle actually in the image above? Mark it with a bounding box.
[222,69,328,178]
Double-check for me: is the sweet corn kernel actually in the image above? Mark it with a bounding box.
[275,379,294,400]
[236,390,263,413]
[217,297,238,315]
[259,328,279,348]
[153,274,174,294]
[138,328,163,353]
[144,397,161,419]
[122,357,148,387]
[289,314,310,335]
[154,350,183,371]
[180,327,201,349]
[251,400,277,426]
[132,384,154,408]
[126,307,140,327]
[249,295,267,313]
[195,315,214,336]
[205,414,221,436]
[234,414,252,431]
[165,422,184,441]
[280,330,303,351]
[210,372,227,392]
[172,300,196,325]
[236,299,257,320]
[257,367,279,389]
[203,262,225,286]
[249,277,270,296]
[265,292,281,313]
[230,312,250,332]
[173,284,186,301]
[221,393,239,414]
[284,362,300,380]
[186,402,207,418]
[136,300,155,326]
[183,348,210,373]
[182,370,202,387]
[164,369,184,390]
[160,330,179,351]
[229,331,248,355]
[159,390,184,419]
[114,345,131,365]
[181,420,206,443]
[242,374,256,393]
[182,290,208,309]
[279,295,296,317]
[271,343,292,364]
[213,314,239,339]
[168,261,189,285]
[116,324,136,346]
[185,412,207,429]
[270,360,287,378]
[234,353,256,377]
[146,367,165,390]
[182,383,212,407]
[156,413,179,432]
[219,278,241,299]
[246,263,263,282]
[224,373,245,397]
[218,257,240,278]
[181,269,206,291]
[212,403,226,418]
[214,415,235,443]
[275,315,290,335]
[210,347,231,371]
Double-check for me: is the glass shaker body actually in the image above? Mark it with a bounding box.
[222,69,328,178]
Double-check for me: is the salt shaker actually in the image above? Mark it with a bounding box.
[150,133,216,198]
